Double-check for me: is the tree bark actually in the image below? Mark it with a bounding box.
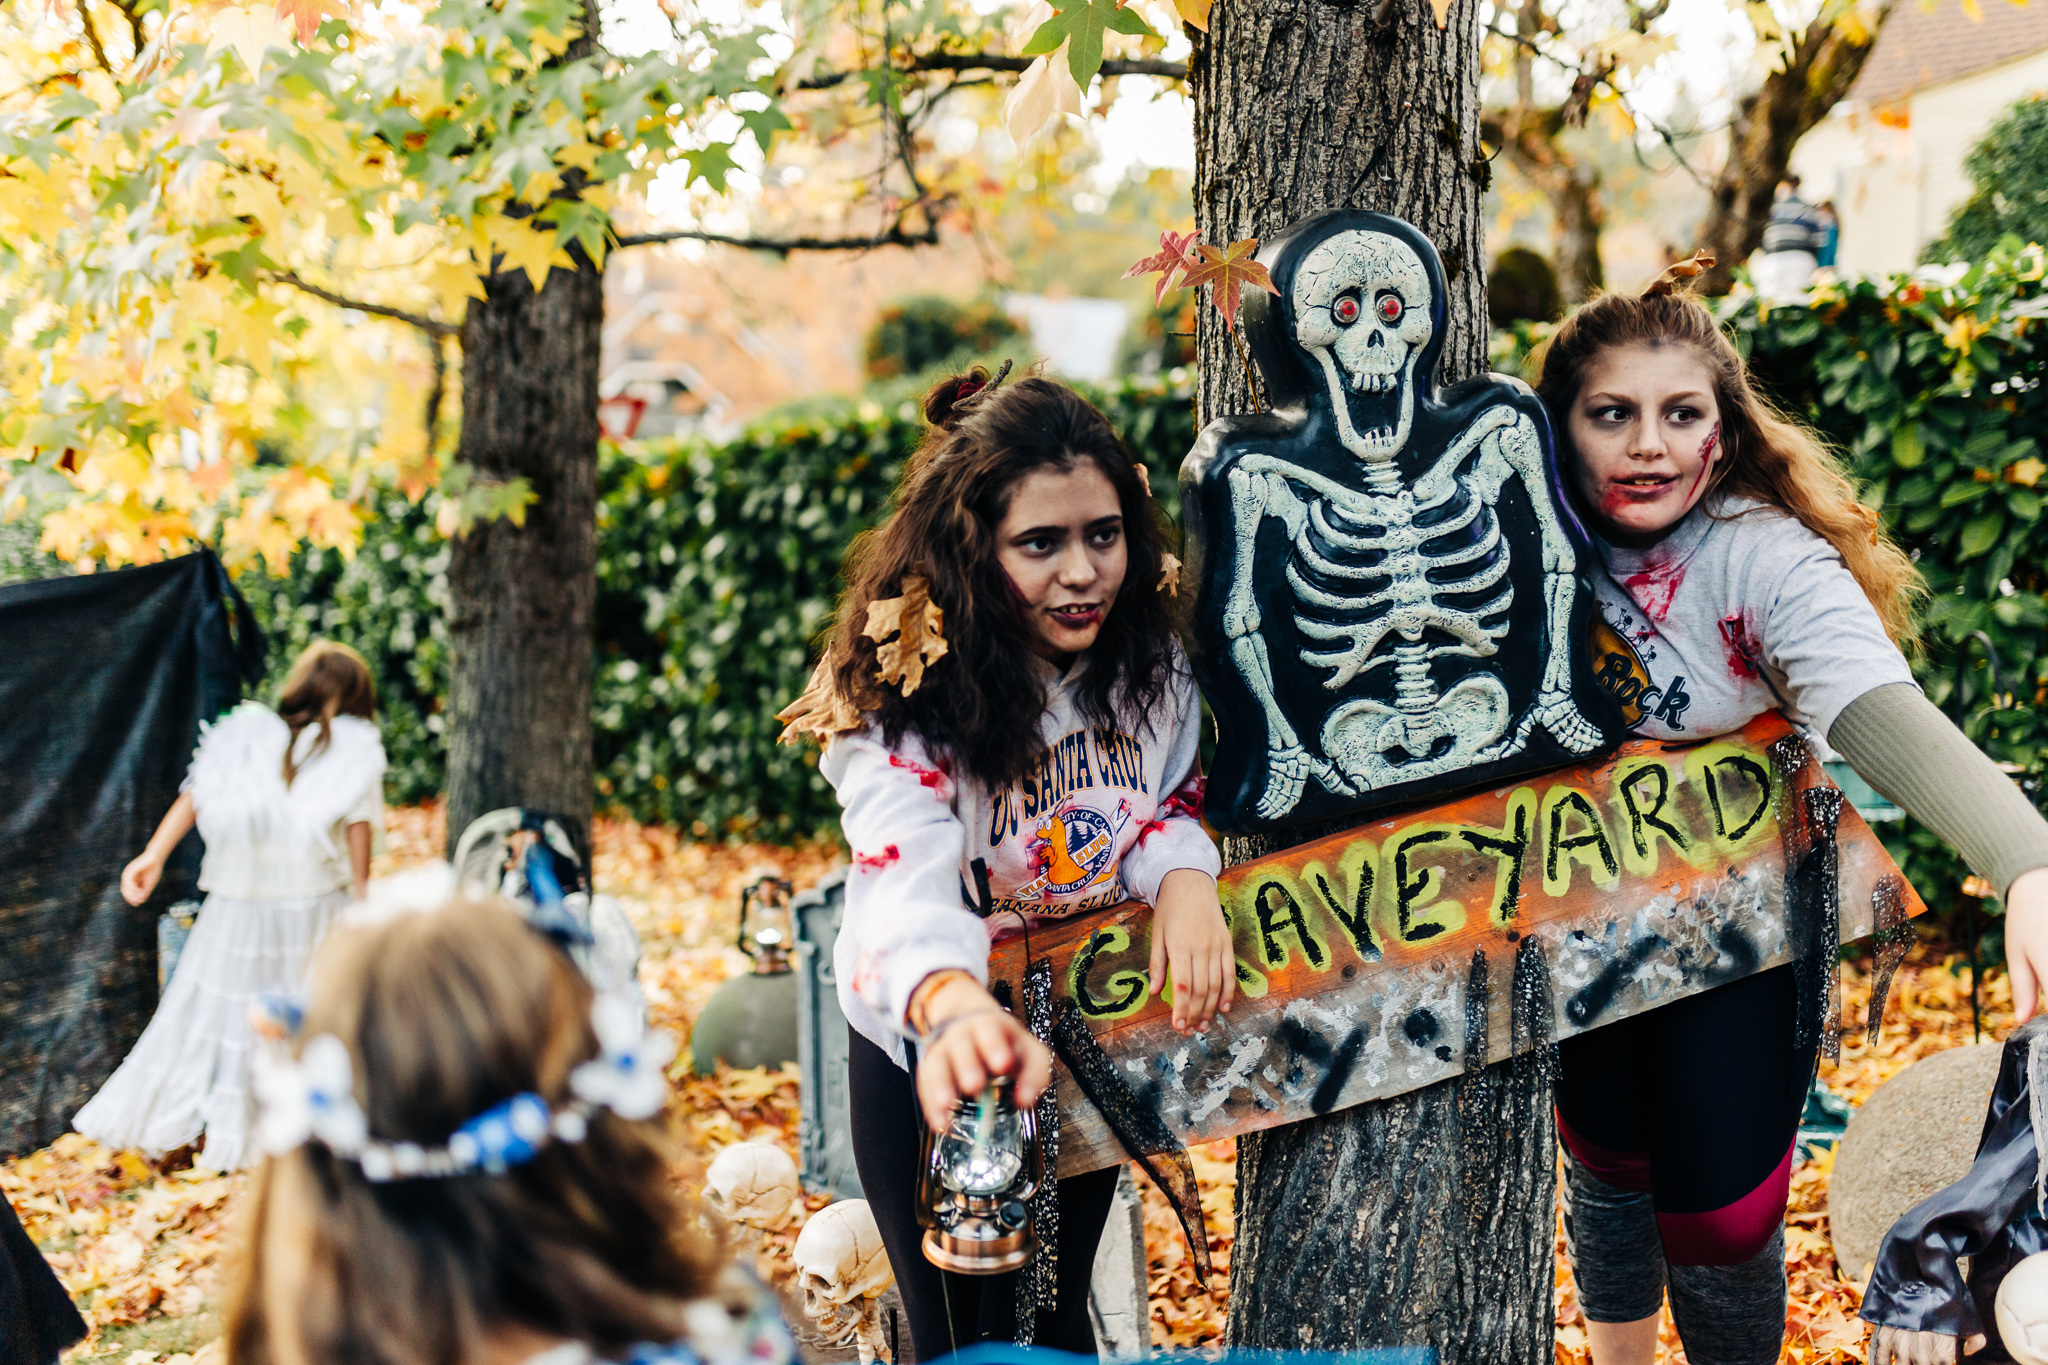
[444,250,601,856]
[1696,3,1895,293]
[1192,3,1555,1360]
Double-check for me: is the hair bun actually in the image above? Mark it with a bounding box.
[922,360,1013,429]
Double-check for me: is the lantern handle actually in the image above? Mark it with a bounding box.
[738,876,794,958]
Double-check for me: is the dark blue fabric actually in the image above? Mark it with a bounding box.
[1860,1015,2048,1351]
[932,1345,1437,1365]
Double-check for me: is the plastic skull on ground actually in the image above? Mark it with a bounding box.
[2000,1252,2048,1364]
[791,1198,895,1364]
[702,1142,803,1253]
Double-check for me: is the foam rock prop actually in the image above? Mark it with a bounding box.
[792,1199,895,1365]
[1830,1044,2004,1275]
[2001,1253,2048,1365]
[703,1142,802,1252]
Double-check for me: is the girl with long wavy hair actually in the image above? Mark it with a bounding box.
[74,641,386,1171]
[1532,270,2048,1365]
[779,367,1231,1358]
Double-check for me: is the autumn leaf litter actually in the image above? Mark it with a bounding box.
[7,803,2006,1361]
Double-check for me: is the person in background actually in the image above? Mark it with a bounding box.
[222,895,789,1365]
[1815,200,1840,271]
[1754,177,1828,298]
[73,641,386,1171]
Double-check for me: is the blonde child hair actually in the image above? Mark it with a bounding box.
[224,899,717,1365]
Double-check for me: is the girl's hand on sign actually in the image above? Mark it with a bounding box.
[2004,866,2048,1022]
[1867,1324,1985,1364]
[1150,869,1235,1034]
[911,972,1052,1132]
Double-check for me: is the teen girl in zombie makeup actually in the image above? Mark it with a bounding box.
[1538,270,2048,1365]
[778,366,1231,1360]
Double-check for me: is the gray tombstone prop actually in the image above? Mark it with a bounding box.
[795,870,1153,1359]
[795,869,864,1200]
[1829,1043,2005,1275]
[1181,209,1628,833]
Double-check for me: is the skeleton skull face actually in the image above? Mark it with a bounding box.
[791,1198,895,1325]
[1291,230,1435,464]
[702,1141,802,1232]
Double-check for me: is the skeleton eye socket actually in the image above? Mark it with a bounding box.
[1331,292,1362,326]
[1375,292,1405,324]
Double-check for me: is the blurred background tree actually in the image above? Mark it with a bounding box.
[861,296,1023,379]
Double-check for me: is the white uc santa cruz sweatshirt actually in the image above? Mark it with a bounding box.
[821,647,1221,1068]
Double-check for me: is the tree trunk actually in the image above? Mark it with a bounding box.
[1548,171,1605,304]
[1192,4,1555,1360]
[444,250,602,856]
[1696,4,1895,293]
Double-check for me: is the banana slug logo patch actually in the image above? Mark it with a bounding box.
[1021,801,1133,898]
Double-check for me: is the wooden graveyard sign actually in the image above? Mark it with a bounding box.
[990,712,1925,1178]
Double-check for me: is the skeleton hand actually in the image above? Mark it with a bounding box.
[1522,689,1602,755]
[1258,743,1316,819]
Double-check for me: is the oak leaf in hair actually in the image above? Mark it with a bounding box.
[1158,552,1183,596]
[774,659,865,746]
[864,568,950,696]
[1643,250,1716,297]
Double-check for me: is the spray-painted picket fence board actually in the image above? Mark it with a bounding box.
[989,710,1924,1178]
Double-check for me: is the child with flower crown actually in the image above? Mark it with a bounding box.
[75,641,386,1172]
[778,366,1231,1358]
[225,892,789,1365]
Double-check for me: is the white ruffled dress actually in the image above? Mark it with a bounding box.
[72,704,386,1171]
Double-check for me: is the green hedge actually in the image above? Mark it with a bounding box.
[249,373,1197,839]
[1724,243,2048,918]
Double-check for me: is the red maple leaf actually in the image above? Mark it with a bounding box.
[1181,237,1278,333]
[1123,229,1202,308]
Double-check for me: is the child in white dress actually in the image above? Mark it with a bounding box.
[73,641,385,1171]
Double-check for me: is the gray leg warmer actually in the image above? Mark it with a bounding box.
[1666,1227,1789,1365]
[1562,1155,1667,1324]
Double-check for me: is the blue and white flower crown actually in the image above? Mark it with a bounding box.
[252,990,677,1182]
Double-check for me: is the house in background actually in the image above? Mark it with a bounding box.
[1792,0,2048,275]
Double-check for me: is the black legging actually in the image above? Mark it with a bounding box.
[848,1025,1119,1361]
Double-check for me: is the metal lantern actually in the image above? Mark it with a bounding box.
[689,875,801,1073]
[916,1077,1044,1274]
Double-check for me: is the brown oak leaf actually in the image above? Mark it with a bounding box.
[1158,552,1183,596]
[774,659,864,745]
[863,569,949,696]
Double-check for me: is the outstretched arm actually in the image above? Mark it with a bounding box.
[121,792,196,906]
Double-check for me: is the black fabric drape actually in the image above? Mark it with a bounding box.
[1860,1014,2048,1355]
[0,551,261,1156]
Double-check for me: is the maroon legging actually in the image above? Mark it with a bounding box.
[1555,963,1814,1268]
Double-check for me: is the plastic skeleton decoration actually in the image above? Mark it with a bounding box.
[791,1199,895,1365]
[1184,211,1625,831]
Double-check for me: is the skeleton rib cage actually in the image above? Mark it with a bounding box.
[1287,469,1516,693]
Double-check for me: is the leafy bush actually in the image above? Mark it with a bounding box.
[1724,245,2048,912]
[862,295,1024,381]
[1929,97,2048,265]
[252,375,1196,837]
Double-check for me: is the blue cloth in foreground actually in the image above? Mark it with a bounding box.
[933,1343,1437,1365]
